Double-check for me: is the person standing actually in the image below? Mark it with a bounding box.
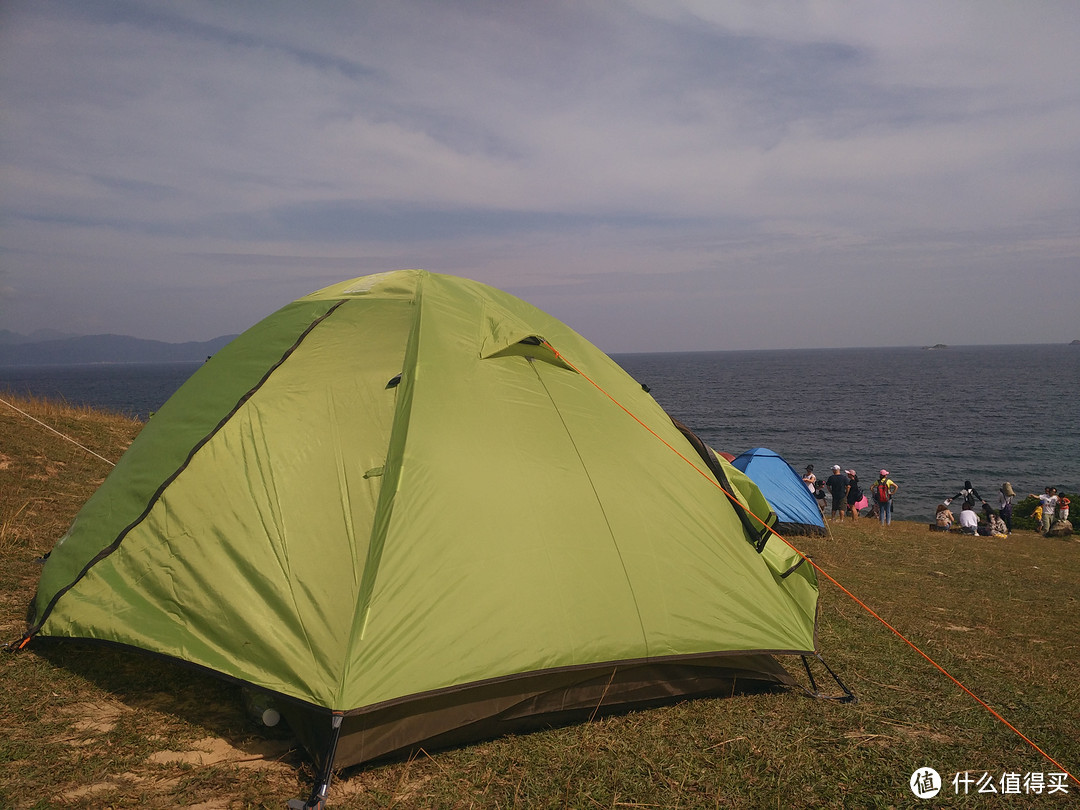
[873,469,899,526]
[998,482,1015,534]
[951,481,985,512]
[802,464,816,493]
[845,470,863,521]
[1057,492,1070,523]
[1030,487,1058,535]
[814,479,828,516]
[826,465,849,522]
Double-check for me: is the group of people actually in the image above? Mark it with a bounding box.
[935,481,1000,535]
[1032,486,1070,535]
[799,467,1072,536]
[802,464,899,525]
[934,481,1072,537]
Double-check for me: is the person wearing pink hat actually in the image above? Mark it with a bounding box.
[844,470,864,520]
[873,469,899,525]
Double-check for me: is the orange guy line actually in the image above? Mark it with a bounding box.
[547,343,1077,787]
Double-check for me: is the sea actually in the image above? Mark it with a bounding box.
[1,345,1077,522]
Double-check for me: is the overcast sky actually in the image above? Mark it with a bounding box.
[2,1,1078,352]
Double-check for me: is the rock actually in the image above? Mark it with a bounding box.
[1046,519,1073,537]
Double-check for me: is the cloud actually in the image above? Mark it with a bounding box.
[1,0,1078,349]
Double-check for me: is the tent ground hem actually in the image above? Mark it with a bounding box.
[285,653,802,770]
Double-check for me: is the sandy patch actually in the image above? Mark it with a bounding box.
[59,698,134,736]
[147,735,294,771]
[60,780,125,800]
[59,772,182,802]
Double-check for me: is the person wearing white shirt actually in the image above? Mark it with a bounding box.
[1030,487,1058,535]
[959,506,979,535]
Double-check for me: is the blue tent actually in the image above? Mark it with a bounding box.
[731,448,826,536]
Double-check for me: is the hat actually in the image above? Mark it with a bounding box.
[880,469,889,476]
[832,465,841,471]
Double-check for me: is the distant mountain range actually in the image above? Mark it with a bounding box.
[0,330,238,366]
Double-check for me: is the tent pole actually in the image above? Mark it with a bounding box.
[800,654,857,703]
[288,712,344,810]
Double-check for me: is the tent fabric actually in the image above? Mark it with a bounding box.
[28,270,819,770]
[731,448,827,536]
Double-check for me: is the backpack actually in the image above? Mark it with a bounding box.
[875,481,891,503]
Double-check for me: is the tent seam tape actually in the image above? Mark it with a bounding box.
[528,358,651,658]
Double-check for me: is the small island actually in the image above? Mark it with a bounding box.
[923,344,948,350]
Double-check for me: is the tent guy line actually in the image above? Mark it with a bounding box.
[547,341,1079,789]
[0,396,117,468]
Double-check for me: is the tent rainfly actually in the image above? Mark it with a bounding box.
[24,271,831,807]
[731,448,828,537]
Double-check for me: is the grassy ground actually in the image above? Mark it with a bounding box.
[1,394,1077,809]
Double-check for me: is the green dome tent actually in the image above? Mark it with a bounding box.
[26,270,822,805]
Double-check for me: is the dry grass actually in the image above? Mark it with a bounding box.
[0,395,136,554]
[1,395,1077,808]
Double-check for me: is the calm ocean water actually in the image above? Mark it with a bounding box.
[0,362,202,422]
[614,345,1079,521]
[2,345,1077,521]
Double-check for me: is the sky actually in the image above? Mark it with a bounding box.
[1,1,1078,353]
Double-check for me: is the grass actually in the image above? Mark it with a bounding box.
[1,394,1077,808]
